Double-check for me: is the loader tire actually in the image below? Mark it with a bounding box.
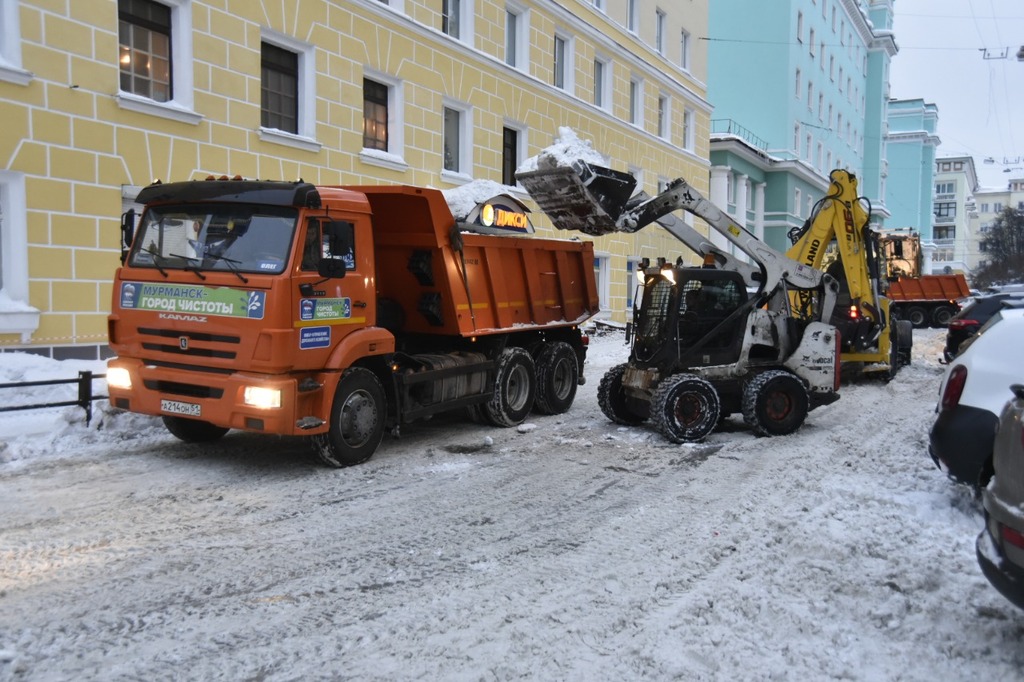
[483,347,536,427]
[312,367,386,468]
[533,341,579,415]
[651,374,720,443]
[598,364,646,426]
[162,416,229,443]
[742,370,809,437]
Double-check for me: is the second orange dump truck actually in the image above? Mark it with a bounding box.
[106,178,599,466]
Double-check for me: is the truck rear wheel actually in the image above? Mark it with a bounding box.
[932,305,955,327]
[483,347,536,427]
[742,370,809,437]
[598,364,646,425]
[533,342,579,415]
[313,367,386,467]
[651,374,720,443]
[905,305,928,328]
[162,416,229,443]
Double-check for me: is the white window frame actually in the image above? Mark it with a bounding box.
[116,0,201,125]
[0,0,31,85]
[629,77,644,127]
[796,11,804,43]
[502,119,528,187]
[680,29,691,71]
[505,3,530,71]
[683,107,695,151]
[0,172,39,340]
[593,56,611,111]
[592,0,605,12]
[795,68,801,99]
[655,9,666,55]
[359,69,407,171]
[594,252,611,313]
[627,0,638,33]
[553,32,575,92]
[657,93,671,140]
[441,99,473,181]
[257,29,320,152]
[442,0,474,44]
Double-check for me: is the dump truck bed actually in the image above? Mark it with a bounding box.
[888,274,970,302]
[352,185,600,337]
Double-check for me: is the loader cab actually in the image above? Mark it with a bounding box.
[632,267,749,369]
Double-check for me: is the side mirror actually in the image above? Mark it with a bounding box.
[316,220,353,279]
[120,209,135,264]
[317,258,348,279]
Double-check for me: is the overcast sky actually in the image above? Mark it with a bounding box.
[888,0,1024,189]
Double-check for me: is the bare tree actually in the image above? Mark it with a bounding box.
[974,207,1024,289]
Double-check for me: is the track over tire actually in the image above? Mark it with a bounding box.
[483,347,536,427]
[650,374,720,443]
[742,370,809,437]
[598,363,646,425]
[533,341,579,415]
[905,305,928,328]
[162,416,229,443]
[931,305,955,327]
[312,367,387,468]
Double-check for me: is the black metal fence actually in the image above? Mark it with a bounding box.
[0,371,107,423]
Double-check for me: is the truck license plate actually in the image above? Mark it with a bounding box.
[161,399,201,417]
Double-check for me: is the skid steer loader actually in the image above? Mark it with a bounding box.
[517,154,842,443]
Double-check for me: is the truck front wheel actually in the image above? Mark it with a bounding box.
[162,416,229,443]
[651,374,720,443]
[742,370,809,437]
[484,347,536,427]
[533,341,579,415]
[313,367,386,467]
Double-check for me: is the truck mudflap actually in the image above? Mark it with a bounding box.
[516,158,636,236]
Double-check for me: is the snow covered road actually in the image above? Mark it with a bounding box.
[2,329,1023,680]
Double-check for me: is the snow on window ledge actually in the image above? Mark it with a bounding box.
[115,93,203,126]
[258,127,322,154]
[359,149,409,173]
[0,63,32,86]
[0,291,40,343]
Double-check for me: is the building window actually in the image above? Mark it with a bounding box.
[795,68,801,98]
[934,182,956,196]
[627,0,637,32]
[683,108,694,151]
[629,78,642,126]
[807,81,813,110]
[502,126,520,186]
[655,10,666,54]
[980,202,990,213]
[363,78,389,151]
[796,11,803,42]
[933,201,956,219]
[0,0,30,85]
[934,226,955,240]
[442,0,461,39]
[505,9,518,66]
[657,95,669,139]
[593,58,609,108]
[505,5,528,69]
[818,93,824,120]
[809,28,815,55]
[794,123,800,152]
[443,107,461,173]
[119,0,172,102]
[680,29,691,70]
[553,35,567,89]
[995,202,1004,212]
[592,0,604,11]
[0,171,38,338]
[260,42,298,134]
[795,188,802,217]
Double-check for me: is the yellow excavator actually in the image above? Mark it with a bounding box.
[785,169,912,379]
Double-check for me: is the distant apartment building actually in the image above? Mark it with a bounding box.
[931,155,978,277]
[0,0,710,358]
[707,0,898,253]
[972,176,1024,275]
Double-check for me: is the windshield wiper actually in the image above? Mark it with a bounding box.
[143,246,169,278]
[169,253,207,280]
[203,253,249,284]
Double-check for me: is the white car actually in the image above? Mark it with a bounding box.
[929,308,1024,487]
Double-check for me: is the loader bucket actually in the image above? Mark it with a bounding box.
[516,157,637,236]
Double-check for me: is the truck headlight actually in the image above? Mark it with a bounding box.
[244,386,281,409]
[106,366,132,390]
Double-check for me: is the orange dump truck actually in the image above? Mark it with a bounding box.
[106,178,598,466]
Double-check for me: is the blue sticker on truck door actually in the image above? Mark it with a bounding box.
[299,326,331,349]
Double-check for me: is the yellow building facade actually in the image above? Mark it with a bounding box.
[0,0,710,358]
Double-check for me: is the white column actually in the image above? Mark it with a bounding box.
[754,182,766,243]
[734,174,749,226]
[709,166,731,251]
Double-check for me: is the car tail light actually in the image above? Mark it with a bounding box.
[948,319,978,331]
[939,365,968,412]
[1001,523,1024,550]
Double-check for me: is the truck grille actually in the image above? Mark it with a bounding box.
[142,379,225,400]
[138,327,240,360]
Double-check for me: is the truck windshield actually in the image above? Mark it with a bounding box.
[129,203,297,275]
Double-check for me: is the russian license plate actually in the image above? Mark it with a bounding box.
[161,399,201,417]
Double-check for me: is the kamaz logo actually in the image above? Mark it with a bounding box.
[179,337,189,351]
